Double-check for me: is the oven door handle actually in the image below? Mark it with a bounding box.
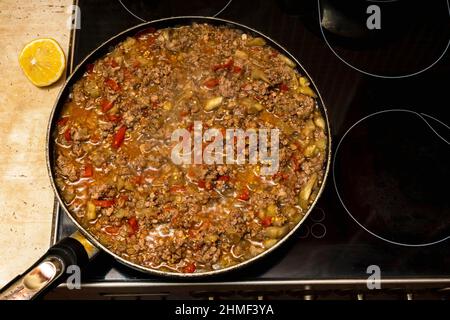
[0,231,98,300]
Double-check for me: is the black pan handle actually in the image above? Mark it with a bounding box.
[0,231,99,300]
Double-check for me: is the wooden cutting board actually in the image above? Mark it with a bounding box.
[0,0,72,287]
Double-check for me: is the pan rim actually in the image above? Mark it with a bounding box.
[46,15,332,278]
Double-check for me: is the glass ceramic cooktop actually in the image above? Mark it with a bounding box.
[55,0,450,282]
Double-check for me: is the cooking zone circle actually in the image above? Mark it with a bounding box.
[118,0,233,21]
[52,22,329,274]
[318,0,450,78]
[333,109,450,246]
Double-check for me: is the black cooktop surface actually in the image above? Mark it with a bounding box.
[55,0,450,282]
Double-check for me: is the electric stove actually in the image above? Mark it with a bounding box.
[48,0,450,299]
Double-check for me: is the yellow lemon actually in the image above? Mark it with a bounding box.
[18,38,66,87]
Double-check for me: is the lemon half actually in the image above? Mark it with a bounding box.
[19,38,66,87]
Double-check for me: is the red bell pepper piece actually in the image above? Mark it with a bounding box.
[127,216,139,235]
[105,78,121,91]
[218,175,230,182]
[237,188,250,201]
[57,117,69,126]
[92,199,115,207]
[106,114,122,122]
[232,66,242,74]
[101,99,114,113]
[213,58,234,72]
[203,78,219,88]
[197,180,206,189]
[279,83,289,92]
[112,126,126,149]
[64,127,72,142]
[182,262,196,273]
[82,163,94,177]
[261,217,272,227]
[170,185,187,193]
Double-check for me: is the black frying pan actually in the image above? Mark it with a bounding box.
[0,16,331,300]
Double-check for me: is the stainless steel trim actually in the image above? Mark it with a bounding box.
[55,278,450,289]
[68,0,79,73]
[50,198,60,246]
[50,0,78,247]
[1,256,65,300]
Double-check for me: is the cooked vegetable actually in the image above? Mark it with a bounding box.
[237,188,250,201]
[64,127,72,142]
[84,81,100,98]
[251,67,270,83]
[263,238,278,248]
[204,78,220,88]
[112,126,126,149]
[261,217,272,227]
[204,96,223,111]
[301,120,316,138]
[127,216,139,235]
[105,78,120,91]
[92,199,115,207]
[299,173,318,210]
[86,201,96,220]
[266,204,278,217]
[82,163,94,177]
[298,85,317,98]
[314,115,326,129]
[316,137,327,150]
[247,37,266,46]
[240,97,264,114]
[265,225,289,238]
[162,101,173,111]
[234,49,248,59]
[304,144,317,158]
[299,76,310,87]
[57,117,69,126]
[182,262,196,273]
[279,54,296,68]
[101,99,114,113]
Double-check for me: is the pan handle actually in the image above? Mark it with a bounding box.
[0,231,99,300]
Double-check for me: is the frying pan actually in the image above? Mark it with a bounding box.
[0,16,331,300]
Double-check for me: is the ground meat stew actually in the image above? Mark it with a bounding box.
[53,23,328,273]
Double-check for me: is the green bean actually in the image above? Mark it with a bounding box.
[316,137,327,151]
[298,86,317,98]
[86,201,96,220]
[204,96,223,111]
[247,37,266,46]
[115,208,127,219]
[251,67,270,83]
[234,49,248,59]
[298,173,318,210]
[301,120,316,138]
[240,97,264,114]
[281,205,297,217]
[249,245,264,256]
[265,225,289,238]
[266,204,278,217]
[314,115,325,129]
[162,101,172,111]
[263,239,278,248]
[304,144,317,158]
[279,54,296,68]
